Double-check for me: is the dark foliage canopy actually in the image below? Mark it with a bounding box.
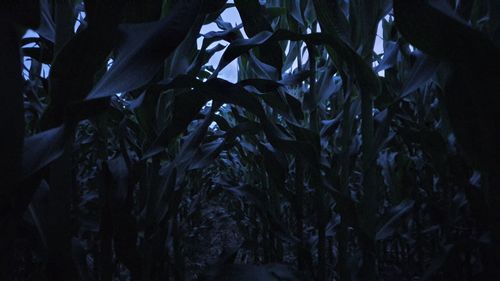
[1,1,500,281]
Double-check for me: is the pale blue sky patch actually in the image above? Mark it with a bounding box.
[199,4,243,83]
[74,11,86,33]
[375,20,386,77]
[22,30,51,79]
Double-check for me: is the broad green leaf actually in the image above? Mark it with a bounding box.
[216,29,379,96]
[304,66,341,110]
[395,0,500,171]
[165,14,205,78]
[375,199,414,240]
[37,0,55,42]
[188,121,261,170]
[313,0,380,96]
[235,0,283,72]
[87,0,203,100]
[144,89,207,159]
[400,52,439,98]
[348,0,392,55]
[21,126,66,179]
[393,0,500,64]
[40,0,125,129]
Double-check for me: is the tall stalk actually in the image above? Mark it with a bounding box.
[46,3,76,279]
[359,82,377,281]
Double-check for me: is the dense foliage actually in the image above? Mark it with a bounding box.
[1,0,500,280]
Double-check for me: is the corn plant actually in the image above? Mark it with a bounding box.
[1,0,500,281]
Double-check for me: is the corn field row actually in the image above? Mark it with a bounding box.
[1,0,500,280]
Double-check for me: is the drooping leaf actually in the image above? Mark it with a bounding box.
[165,14,206,77]
[235,0,283,72]
[394,0,500,171]
[37,0,56,42]
[21,126,67,179]
[374,40,398,72]
[144,89,207,159]
[40,0,126,129]
[188,121,261,170]
[348,0,392,55]
[400,51,440,98]
[375,199,415,240]
[216,29,379,96]
[393,0,500,64]
[87,0,203,100]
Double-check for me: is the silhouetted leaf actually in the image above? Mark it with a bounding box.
[375,41,398,72]
[400,52,439,97]
[235,0,283,72]
[40,0,125,129]
[394,0,500,64]
[22,126,66,179]
[87,0,203,100]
